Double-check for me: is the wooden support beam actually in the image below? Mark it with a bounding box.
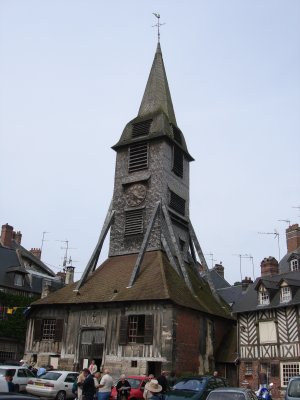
[161,232,180,275]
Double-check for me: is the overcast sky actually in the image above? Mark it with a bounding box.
[1,0,299,285]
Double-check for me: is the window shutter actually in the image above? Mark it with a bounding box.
[119,316,128,345]
[54,319,64,341]
[132,119,152,138]
[33,319,42,341]
[169,190,185,216]
[144,315,154,345]
[172,146,183,178]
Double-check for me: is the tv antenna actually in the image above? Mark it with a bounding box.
[56,239,76,268]
[205,253,217,268]
[233,254,252,282]
[41,231,49,251]
[278,219,290,227]
[152,13,165,43]
[258,229,281,261]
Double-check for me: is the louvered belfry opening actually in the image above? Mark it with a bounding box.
[169,190,186,216]
[125,209,143,235]
[128,142,148,172]
[132,119,152,138]
[171,124,182,145]
[172,145,183,178]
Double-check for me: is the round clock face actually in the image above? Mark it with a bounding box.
[125,183,147,206]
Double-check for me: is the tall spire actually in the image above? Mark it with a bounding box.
[138,42,177,126]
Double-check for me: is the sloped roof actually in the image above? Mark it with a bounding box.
[280,246,300,273]
[32,250,232,319]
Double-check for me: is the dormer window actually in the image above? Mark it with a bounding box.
[14,273,24,287]
[290,259,299,271]
[280,286,291,303]
[258,285,270,305]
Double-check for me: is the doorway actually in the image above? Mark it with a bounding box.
[147,362,162,377]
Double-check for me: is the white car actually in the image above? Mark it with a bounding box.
[26,370,79,400]
[0,366,35,392]
[0,376,8,392]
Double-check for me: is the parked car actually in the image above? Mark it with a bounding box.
[164,376,227,400]
[0,366,36,393]
[0,376,8,392]
[26,370,79,400]
[285,376,300,399]
[206,387,258,400]
[111,376,150,400]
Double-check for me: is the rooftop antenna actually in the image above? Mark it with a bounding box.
[205,253,216,268]
[56,239,76,269]
[233,254,251,282]
[258,229,281,261]
[278,219,291,227]
[152,13,165,43]
[40,231,49,252]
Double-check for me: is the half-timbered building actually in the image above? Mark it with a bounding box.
[233,223,300,398]
[23,40,236,380]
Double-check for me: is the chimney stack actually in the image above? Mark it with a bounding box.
[13,231,22,245]
[65,266,75,285]
[30,248,42,260]
[286,224,300,253]
[261,256,279,277]
[242,276,253,291]
[1,224,14,247]
[213,262,224,279]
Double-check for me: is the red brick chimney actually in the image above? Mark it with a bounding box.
[286,224,300,253]
[242,276,253,291]
[213,263,224,279]
[1,224,14,247]
[13,231,22,245]
[30,248,42,260]
[261,256,279,277]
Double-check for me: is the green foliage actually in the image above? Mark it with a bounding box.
[0,292,38,340]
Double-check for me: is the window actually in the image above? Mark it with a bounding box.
[171,124,182,145]
[33,319,64,341]
[119,314,154,345]
[169,190,185,216]
[280,286,291,303]
[172,146,183,178]
[132,119,152,138]
[125,209,143,236]
[259,321,277,344]
[128,142,148,172]
[245,362,253,375]
[281,362,300,386]
[258,286,270,305]
[291,259,299,271]
[131,360,137,368]
[14,273,24,286]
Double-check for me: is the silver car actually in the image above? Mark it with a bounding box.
[0,366,36,392]
[207,387,258,400]
[285,376,300,399]
[26,370,79,400]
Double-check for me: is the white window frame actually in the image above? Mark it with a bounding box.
[258,286,270,305]
[245,362,253,376]
[291,259,299,271]
[259,321,277,344]
[280,286,292,303]
[281,362,300,386]
[14,273,24,286]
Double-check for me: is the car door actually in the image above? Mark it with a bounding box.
[16,369,29,391]
[201,378,217,400]
[65,373,79,398]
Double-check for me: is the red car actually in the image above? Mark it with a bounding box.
[111,376,150,400]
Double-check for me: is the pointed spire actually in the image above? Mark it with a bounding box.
[138,43,177,125]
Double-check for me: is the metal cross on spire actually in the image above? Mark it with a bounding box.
[152,13,165,43]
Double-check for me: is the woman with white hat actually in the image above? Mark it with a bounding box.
[144,380,163,400]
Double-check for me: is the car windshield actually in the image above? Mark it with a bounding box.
[174,379,206,391]
[126,378,143,389]
[0,369,15,377]
[208,393,244,400]
[288,379,300,396]
[38,372,62,381]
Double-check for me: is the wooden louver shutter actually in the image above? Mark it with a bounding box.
[54,319,64,341]
[144,314,154,345]
[119,316,128,345]
[33,319,42,341]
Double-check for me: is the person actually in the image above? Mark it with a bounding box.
[143,374,155,400]
[5,373,15,392]
[213,371,218,377]
[77,370,85,400]
[258,366,267,391]
[89,360,98,375]
[37,365,46,377]
[19,359,29,368]
[97,368,113,400]
[116,374,131,400]
[82,368,96,400]
[167,371,177,389]
[94,373,102,400]
[144,380,163,400]
[157,372,168,393]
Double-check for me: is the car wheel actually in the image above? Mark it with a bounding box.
[14,384,20,393]
[56,390,66,400]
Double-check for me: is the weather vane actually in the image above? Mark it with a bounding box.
[152,13,165,43]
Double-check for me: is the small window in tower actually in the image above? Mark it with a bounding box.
[128,142,148,172]
[171,124,182,145]
[132,119,152,138]
[172,146,183,178]
[125,209,143,236]
[169,190,185,216]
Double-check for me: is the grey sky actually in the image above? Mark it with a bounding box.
[1,0,299,284]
